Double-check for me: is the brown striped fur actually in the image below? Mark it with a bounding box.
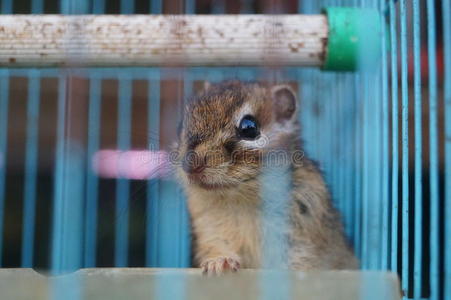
[175,81,358,275]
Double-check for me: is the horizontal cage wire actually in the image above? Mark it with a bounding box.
[0,0,449,300]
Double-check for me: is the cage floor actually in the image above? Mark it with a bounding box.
[0,268,400,300]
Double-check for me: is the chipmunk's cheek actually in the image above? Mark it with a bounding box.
[183,166,232,190]
[226,163,257,182]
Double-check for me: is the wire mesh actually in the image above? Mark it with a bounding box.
[0,0,448,299]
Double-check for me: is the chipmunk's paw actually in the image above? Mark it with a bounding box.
[200,256,241,276]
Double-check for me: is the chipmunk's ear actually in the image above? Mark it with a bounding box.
[193,81,212,97]
[271,85,297,122]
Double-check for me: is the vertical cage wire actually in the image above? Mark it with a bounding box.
[114,74,132,267]
[84,0,105,270]
[145,0,163,269]
[175,0,199,269]
[0,1,11,267]
[426,0,439,299]
[21,70,41,268]
[179,80,191,269]
[389,0,399,275]
[1,0,12,13]
[340,73,352,243]
[146,69,161,267]
[0,73,8,268]
[51,75,68,273]
[361,67,370,269]
[379,0,390,272]
[374,55,383,270]
[92,0,105,14]
[120,0,134,14]
[345,73,356,241]
[185,0,195,14]
[331,72,339,219]
[21,0,44,270]
[51,0,90,275]
[359,0,383,267]
[112,0,135,269]
[399,0,410,298]
[84,74,102,268]
[353,72,363,260]
[412,0,423,298]
[443,0,451,299]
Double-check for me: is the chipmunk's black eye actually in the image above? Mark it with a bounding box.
[237,115,259,140]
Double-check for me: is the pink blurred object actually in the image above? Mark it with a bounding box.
[93,150,171,180]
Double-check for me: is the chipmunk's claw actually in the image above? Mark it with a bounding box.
[200,256,241,276]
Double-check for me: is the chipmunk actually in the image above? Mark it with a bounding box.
[175,80,358,275]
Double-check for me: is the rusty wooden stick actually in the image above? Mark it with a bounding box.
[0,15,328,67]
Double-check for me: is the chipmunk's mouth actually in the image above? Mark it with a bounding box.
[188,175,233,190]
[187,173,255,191]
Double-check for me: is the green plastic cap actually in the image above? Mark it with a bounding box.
[322,7,383,71]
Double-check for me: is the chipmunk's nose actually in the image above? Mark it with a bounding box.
[182,152,206,174]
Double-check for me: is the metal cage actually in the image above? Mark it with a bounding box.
[0,0,449,300]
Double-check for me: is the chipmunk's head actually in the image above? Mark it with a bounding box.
[176,80,300,190]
